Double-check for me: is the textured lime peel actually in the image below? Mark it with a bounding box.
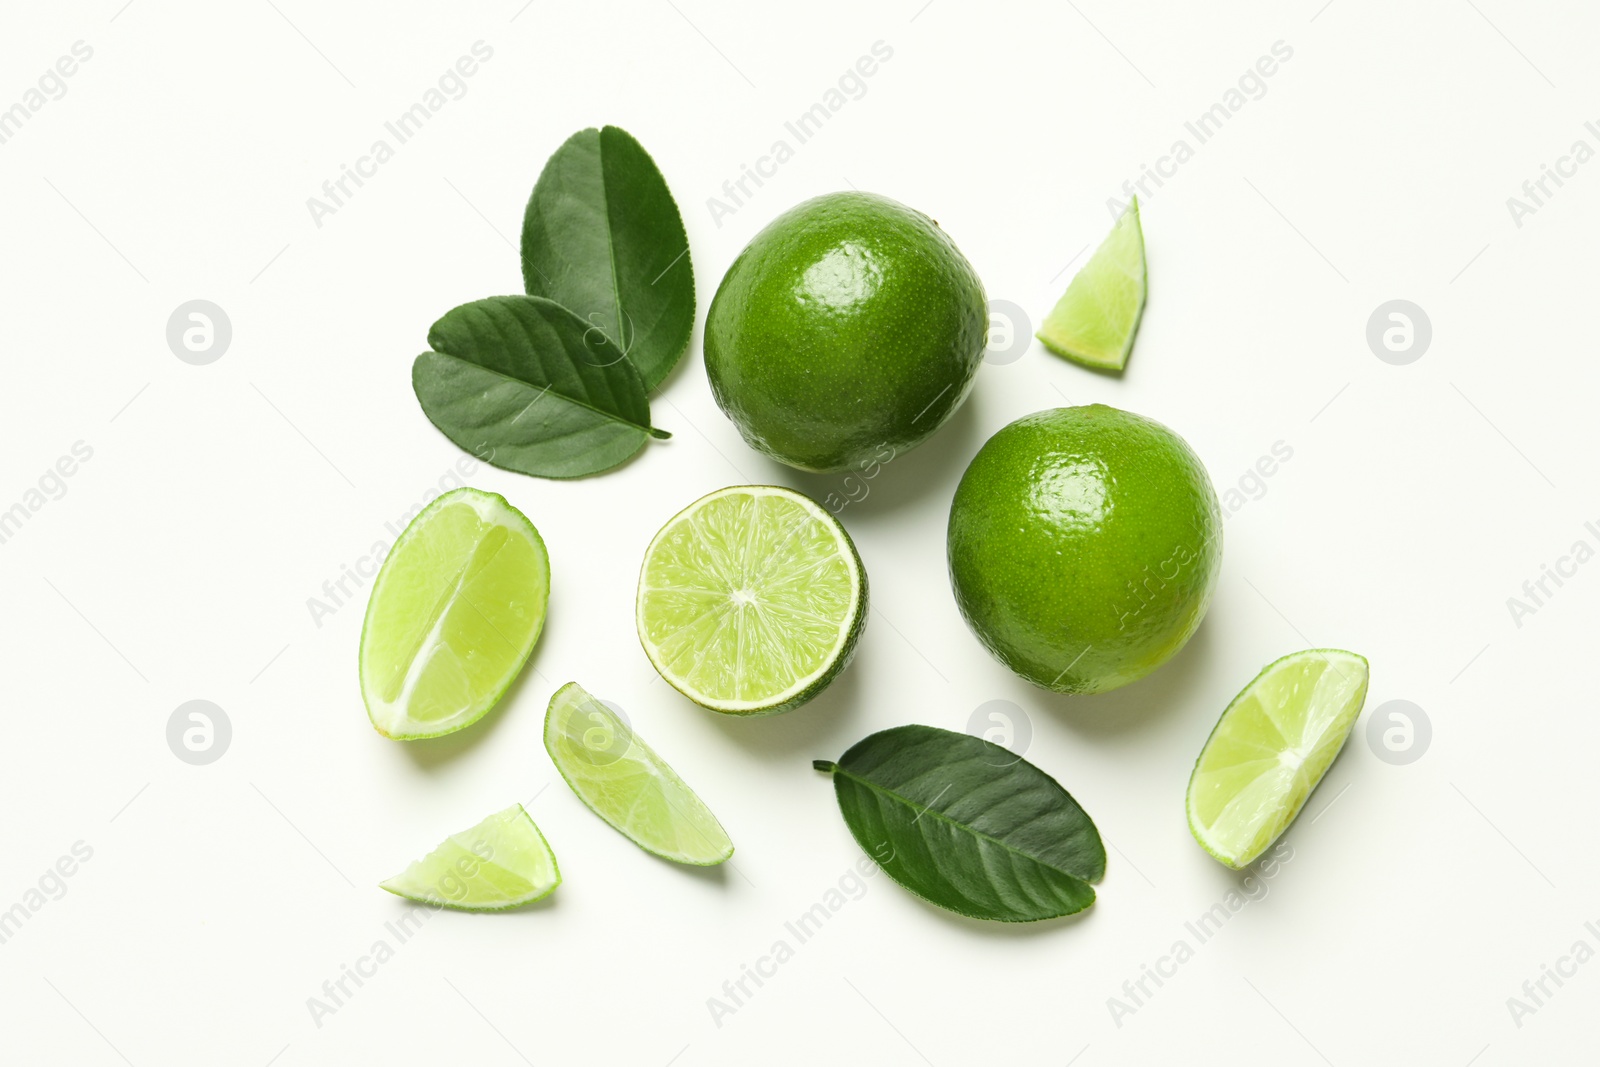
[635,485,866,715]
[1187,650,1370,868]
[380,804,560,910]
[1037,197,1147,371]
[359,487,550,740]
[703,191,988,472]
[545,682,733,865]
[947,405,1220,694]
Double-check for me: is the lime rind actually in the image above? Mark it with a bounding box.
[544,682,734,865]
[635,485,866,715]
[359,487,550,740]
[703,191,988,473]
[1186,649,1369,868]
[379,803,560,911]
[1037,197,1147,371]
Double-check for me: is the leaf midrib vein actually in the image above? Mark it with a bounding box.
[431,350,656,436]
[831,764,1091,883]
[597,130,627,367]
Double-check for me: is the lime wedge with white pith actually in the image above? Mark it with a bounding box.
[636,485,866,715]
[1187,649,1370,869]
[360,487,549,740]
[380,804,559,910]
[1037,196,1146,371]
[545,682,733,865]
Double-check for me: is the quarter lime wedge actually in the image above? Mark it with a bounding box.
[1187,649,1370,868]
[359,487,549,739]
[636,485,866,715]
[380,804,559,910]
[545,682,733,865]
[1037,197,1146,371]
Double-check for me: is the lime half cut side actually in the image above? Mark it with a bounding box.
[545,681,733,865]
[359,487,550,740]
[1187,649,1370,869]
[636,485,866,715]
[1037,196,1146,371]
[380,804,559,910]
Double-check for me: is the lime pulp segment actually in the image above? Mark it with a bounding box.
[636,485,865,714]
[544,682,733,865]
[379,803,560,910]
[1037,197,1146,370]
[1187,649,1370,868]
[359,487,549,740]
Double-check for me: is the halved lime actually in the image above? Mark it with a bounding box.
[545,681,733,865]
[379,803,559,910]
[359,487,549,739]
[1037,197,1146,371]
[636,485,866,715]
[1187,649,1370,868]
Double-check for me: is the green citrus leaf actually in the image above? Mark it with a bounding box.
[815,724,1104,922]
[521,126,694,391]
[412,295,669,480]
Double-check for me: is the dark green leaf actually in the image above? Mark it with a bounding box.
[412,295,669,480]
[521,126,694,391]
[816,724,1105,923]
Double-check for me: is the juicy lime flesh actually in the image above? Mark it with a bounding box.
[545,682,733,865]
[1038,197,1146,370]
[360,489,549,739]
[1189,651,1370,868]
[947,405,1220,694]
[704,191,988,472]
[380,804,559,910]
[637,486,863,713]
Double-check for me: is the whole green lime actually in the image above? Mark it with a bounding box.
[705,192,987,473]
[947,405,1222,694]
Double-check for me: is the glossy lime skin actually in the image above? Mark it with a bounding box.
[705,192,988,473]
[947,405,1222,695]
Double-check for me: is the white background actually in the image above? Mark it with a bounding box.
[1,1,1594,1063]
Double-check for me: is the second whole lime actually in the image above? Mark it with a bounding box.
[947,405,1222,695]
[704,192,988,473]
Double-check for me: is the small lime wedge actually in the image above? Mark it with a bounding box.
[1037,197,1147,371]
[1187,649,1370,868]
[545,682,733,865]
[359,487,549,739]
[636,485,866,715]
[380,804,559,910]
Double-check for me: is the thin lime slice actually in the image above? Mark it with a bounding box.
[380,804,559,910]
[1187,649,1370,868]
[545,682,733,865]
[359,487,550,739]
[635,485,866,715]
[1037,197,1146,371]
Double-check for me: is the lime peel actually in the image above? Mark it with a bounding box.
[947,405,1220,694]
[704,191,988,473]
